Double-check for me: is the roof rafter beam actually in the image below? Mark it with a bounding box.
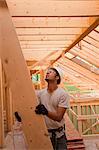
[29,50,59,70]
[58,58,99,84]
[49,18,99,66]
[62,18,99,54]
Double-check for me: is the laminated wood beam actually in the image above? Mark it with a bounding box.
[0,1,52,149]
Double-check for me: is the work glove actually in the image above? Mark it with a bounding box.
[35,104,48,115]
[14,111,22,122]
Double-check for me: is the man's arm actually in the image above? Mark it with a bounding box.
[35,104,66,122]
[47,107,66,122]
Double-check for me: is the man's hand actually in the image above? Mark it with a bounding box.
[35,104,48,115]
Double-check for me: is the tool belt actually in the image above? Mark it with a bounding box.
[48,125,65,150]
[48,125,65,133]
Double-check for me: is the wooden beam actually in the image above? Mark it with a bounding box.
[48,18,99,66]
[18,35,77,41]
[0,59,4,148]
[82,40,99,55]
[56,62,99,91]
[23,50,61,61]
[29,50,59,69]
[6,1,99,16]
[21,44,67,48]
[58,58,99,84]
[12,17,90,28]
[16,28,82,35]
[56,62,89,83]
[62,18,99,54]
[84,36,99,48]
[77,104,82,134]
[70,98,99,106]
[19,40,72,45]
[78,44,99,58]
[89,30,99,41]
[0,1,52,149]
[7,87,13,131]
[40,69,46,89]
[77,114,99,120]
[70,48,99,67]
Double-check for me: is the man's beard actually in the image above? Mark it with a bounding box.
[45,78,55,83]
[45,78,49,82]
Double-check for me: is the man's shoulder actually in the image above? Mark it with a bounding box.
[58,87,66,93]
[37,88,47,94]
[58,87,69,96]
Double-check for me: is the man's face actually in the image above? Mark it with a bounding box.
[45,69,57,81]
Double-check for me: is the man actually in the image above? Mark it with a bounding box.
[35,67,70,150]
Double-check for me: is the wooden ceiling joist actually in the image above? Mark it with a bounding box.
[19,41,72,46]
[21,45,67,49]
[18,35,76,41]
[16,28,83,35]
[5,0,99,92]
[6,1,99,17]
[12,17,91,28]
[22,48,64,52]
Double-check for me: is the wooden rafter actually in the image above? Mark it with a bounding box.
[29,50,59,69]
[70,48,99,67]
[56,61,98,88]
[62,18,99,54]
[46,18,99,67]
[57,57,99,84]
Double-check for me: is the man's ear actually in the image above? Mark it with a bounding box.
[55,76,59,80]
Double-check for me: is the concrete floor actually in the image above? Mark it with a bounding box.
[0,134,99,150]
[83,136,99,150]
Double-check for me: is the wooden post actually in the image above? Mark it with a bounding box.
[0,1,52,149]
[7,86,13,131]
[40,69,46,89]
[77,104,82,134]
[0,59,4,148]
